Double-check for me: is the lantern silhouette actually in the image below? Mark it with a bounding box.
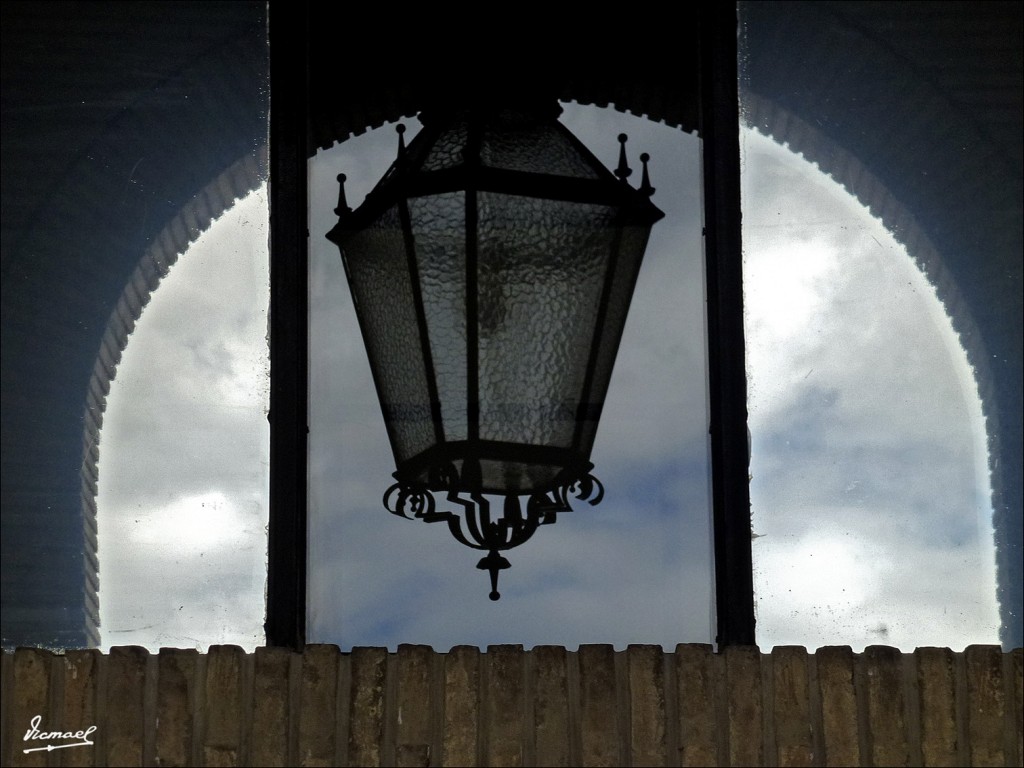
[327,100,663,598]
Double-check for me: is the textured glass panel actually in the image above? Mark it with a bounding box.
[421,123,469,171]
[409,193,467,442]
[476,192,618,449]
[477,457,565,494]
[575,224,651,454]
[419,113,604,179]
[343,205,436,463]
[481,113,602,178]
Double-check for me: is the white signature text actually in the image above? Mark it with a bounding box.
[23,714,96,753]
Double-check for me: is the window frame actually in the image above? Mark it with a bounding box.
[264,4,756,649]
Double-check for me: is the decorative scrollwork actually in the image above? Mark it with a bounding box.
[382,467,605,600]
[545,470,606,512]
[477,549,511,601]
[383,482,435,520]
[565,472,605,506]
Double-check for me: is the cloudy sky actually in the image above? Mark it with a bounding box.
[97,105,999,652]
[96,190,269,651]
[740,131,998,649]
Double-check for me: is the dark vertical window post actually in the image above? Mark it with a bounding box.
[699,4,756,646]
[267,3,309,649]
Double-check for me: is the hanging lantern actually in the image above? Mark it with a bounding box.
[327,99,663,599]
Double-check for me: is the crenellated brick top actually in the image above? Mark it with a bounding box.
[1,644,1021,767]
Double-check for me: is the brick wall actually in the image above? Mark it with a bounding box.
[1,644,1021,767]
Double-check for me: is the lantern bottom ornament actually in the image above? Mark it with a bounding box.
[383,462,604,600]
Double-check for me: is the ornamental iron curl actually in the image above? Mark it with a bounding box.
[383,482,435,520]
[382,466,604,599]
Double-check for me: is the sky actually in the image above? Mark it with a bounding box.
[96,105,1000,653]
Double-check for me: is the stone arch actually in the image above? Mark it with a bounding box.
[0,2,268,647]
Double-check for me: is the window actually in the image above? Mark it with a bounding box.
[306,106,713,650]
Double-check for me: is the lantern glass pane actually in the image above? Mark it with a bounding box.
[479,115,603,178]
[409,192,468,443]
[343,204,437,463]
[476,192,617,450]
[421,123,469,171]
[574,222,653,454]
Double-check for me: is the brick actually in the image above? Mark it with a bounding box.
[105,646,147,768]
[59,650,99,768]
[6,643,1022,768]
[676,644,717,767]
[485,645,524,767]
[915,647,957,766]
[1012,648,1022,767]
[578,644,618,768]
[725,645,762,767]
[773,646,814,767]
[155,649,198,767]
[864,645,909,767]
[627,645,666,767]
[443,646,480,768]
[815,646,859,767]
[964,645,1003,767]
[203,645,245,767]
[396,645,433,768]
[1011,647,1019,765]
[299,645,339,767]
[251,647,292,767]
[9,648,52,768]
[532,645,569,767]
[348,647,387,767]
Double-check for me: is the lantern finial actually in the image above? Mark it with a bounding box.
[478,549,511,600]
[615,133,633,182]
[334,173,351,218]
[396,123,407,162]
[639,153,655,197]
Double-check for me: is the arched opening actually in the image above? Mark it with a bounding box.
[94,103,1001,653]
[96,183,269,650]
[741,128,997,649]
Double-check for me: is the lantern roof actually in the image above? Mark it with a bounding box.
[328,99,664,241]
